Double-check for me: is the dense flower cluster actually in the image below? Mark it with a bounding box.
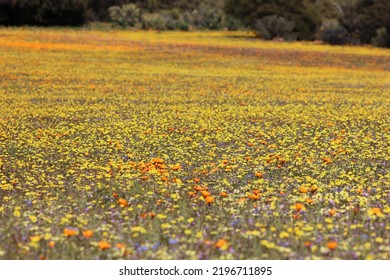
[0,29,389,260]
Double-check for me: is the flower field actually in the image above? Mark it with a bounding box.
[0,28,389,260]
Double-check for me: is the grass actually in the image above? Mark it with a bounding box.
[0,28,389,260]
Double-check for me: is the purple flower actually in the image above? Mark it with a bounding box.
[169,238,179,245]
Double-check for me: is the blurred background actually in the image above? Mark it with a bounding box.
[0,0,389,48]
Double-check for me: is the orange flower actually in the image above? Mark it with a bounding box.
[171,164,181,171]
[295,203,304,212]
[48,241,55,248]
[64,228,77,237]
[141,176,149,181]
[299,186,308,193]
[152,157,164,164]
[329,209,336,216]
[371,207,381,215]
[253,189,260,195]
[201,191,211,198]
[140,213,148,219]
[322,157,333,164]
[98,241,111,250]
[306,198,314,204]
[205,196,215,204]
[116,243,126,249]
[194,185,207,191]
[215,239,229,250]
[140,212,156,219]
[194,178,201,183]
[118,198,128,206]
[83,230,93,238]
[247,193,260,200]
[304,241,312,247]
[255,172,262,178]
[327,241,338,250]
[156,199,164,205]
[220,191,228,197]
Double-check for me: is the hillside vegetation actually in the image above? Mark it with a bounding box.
[0,0,389,47]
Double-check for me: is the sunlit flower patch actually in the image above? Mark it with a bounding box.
[0,28,389,260]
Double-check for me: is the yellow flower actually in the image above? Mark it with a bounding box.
[279,231,290,238]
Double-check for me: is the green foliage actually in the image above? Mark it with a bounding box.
[225,0,320,40]
[354,0,390,44]
[337,0,390,45]
[223,15,244,31]
[86,1,127,21]
[306,0,343,20]
[318,19,349,45]
[108,4,141,27]
[0,0,389,48]
[371,27,390,48]
[191,3,225,30]
[255,16,296,41]
[0,0,89,26]
[140,11,191,31]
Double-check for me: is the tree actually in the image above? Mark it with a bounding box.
[225,0,320,40]
[338,0,390,46]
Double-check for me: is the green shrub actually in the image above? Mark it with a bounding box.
[255,15,296,41]
[318,19,349,45]
[192,4,225,30]
[223,15,244,31]
[141,13,168,30]
[0,0,88,26]
[108,4,141,27]
[371,27,390,48]
[225,0,320,40]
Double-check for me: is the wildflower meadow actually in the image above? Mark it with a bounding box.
[0,28,389,260]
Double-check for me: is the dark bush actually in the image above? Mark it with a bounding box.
[225,0,320,40]
[255,15,296,41]
[321,25,349,45]
[318,20,349,45]
[0,0,88,26]
[371,27,390,48]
